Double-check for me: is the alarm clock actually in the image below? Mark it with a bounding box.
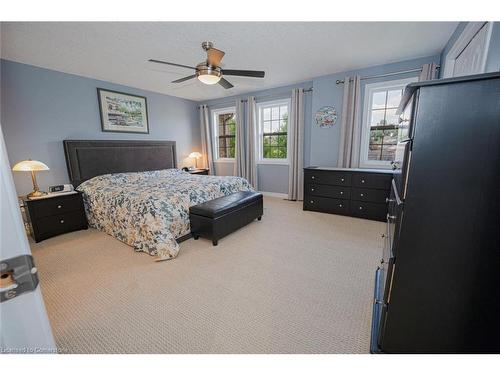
[48,184,74,194]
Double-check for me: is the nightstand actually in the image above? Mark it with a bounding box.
[23,191,88,242]
[188,168,209,175]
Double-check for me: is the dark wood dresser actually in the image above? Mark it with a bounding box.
[23,191,88,242]
[303,167,393,221]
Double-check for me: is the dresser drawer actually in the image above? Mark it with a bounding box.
[350,201,387,221]
[304,196,350,215]
[307,184,351,199]
[352,172,392,190]
[35,210,88,238]
[351,187,389,204]
[30,193,84,218]
[305,170,351,186]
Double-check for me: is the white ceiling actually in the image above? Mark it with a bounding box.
[1,22,457,102]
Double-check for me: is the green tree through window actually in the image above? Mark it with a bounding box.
[217,112,236,158]
[261,104,288,159]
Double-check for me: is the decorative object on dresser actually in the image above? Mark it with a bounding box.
[97,88,149,134]
[303,167,392,221]
[12,159,50,199]
[188,151,203,168]
[22,191,88,243]
[371,72,500,354]
[190,191,263,246]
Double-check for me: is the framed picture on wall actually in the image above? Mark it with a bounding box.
[97,88,149,134]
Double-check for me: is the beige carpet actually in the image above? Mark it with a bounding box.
[30,197,384,354]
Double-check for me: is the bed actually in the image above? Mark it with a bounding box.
[64,140,253,260]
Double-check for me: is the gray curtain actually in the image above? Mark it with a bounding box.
[419,63,438,81]
[199,105,214,174]
[245,97,258,188]
[234,99,246,177]
[337,75,361,168]
[288,89,305,201]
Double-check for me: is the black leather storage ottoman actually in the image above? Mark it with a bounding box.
[189,191,263,246]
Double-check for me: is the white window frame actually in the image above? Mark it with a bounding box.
[212,106,236,162]
[256,98,291,165]
[442,22,492,79]
[359,77,417,169]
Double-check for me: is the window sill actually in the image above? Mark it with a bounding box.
[257,160,289,166]
[214,159,235,163]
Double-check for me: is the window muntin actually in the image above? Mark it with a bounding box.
[258,100,290,162]
[212,108,236,160]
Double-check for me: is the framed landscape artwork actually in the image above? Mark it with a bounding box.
[97,88,149,133]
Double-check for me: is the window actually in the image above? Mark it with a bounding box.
[360,78,416,168]
[212,107,236,160]
[257,99,290,163]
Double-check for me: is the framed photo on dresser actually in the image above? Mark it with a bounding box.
[97,88,149,134]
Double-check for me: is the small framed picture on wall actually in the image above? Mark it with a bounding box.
[97,88,149,134]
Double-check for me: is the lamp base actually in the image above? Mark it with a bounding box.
[27,190,47,199]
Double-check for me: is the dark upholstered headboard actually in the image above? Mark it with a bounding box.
[64,140,177,187]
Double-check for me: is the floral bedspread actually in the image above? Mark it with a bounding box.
[77,169,253,261]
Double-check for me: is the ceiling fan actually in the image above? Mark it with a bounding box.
[148,41,265,89]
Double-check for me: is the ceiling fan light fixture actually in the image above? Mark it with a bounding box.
[196,64,222,85]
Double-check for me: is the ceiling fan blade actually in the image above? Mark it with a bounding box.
[148,59,196,70]
[221,69,265,78]
[207,48,225,67]
[218,78,234,89]
[172,75,196,83]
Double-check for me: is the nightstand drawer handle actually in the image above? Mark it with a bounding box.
[60,219,65,224]
[311,176,315,180]
[340,191,343,195]
[359,206,363,210]
[341,178,344,182]
[57,205,62,209]
[361,179,365,183]
[360,193,364,197]
[311,188,315,192]
[310,200,314,204]
[339,204,343,208]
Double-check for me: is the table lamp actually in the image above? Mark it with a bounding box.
[12,159,50,198]
[188,152,202,169]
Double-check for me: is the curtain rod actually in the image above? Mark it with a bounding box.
[335,66,441,84]
[199,87,312,107]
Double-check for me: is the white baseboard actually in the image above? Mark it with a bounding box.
[259,191,288,199]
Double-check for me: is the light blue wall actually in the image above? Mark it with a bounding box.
[201,55,440,193]
[1,59,200,195]
[202,81,313,194]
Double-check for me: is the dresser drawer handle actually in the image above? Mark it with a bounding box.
[310,200,314,204]
[341,178,344,182]
[339,204,343,208]
[340,191,343,195]
[359,206,363,210]
[57,205,62,209]
[311,176,315,180]
[311,188,315,192]
[360,193,364,197]
[60,219,65,224]
[361,179,365,183]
